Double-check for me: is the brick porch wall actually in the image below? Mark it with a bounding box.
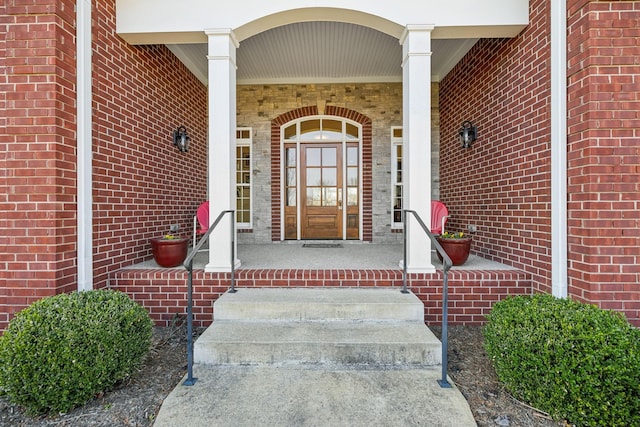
[439,0,552,293]
[92,1,208,287]
[1,0,208,331]
[441,0,639,326]
[566,0,640,325]
[111,269,532,327]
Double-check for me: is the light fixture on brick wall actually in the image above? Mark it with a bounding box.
[173,125,190,152]
[459,121,477,148]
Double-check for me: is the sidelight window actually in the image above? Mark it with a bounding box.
[236,128,252,228]
[391,127,403,228]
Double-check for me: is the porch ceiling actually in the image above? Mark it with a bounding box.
[167,22,479,85]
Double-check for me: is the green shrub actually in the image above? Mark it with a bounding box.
[0,290,153,415]
[484,294,640,427]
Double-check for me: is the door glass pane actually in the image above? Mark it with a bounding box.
[323,119,342,134]
[300,120,321,139]
[347,147,358,166]
[322,147,336,166]
[306,168,321,186]
[286,147,296,166]
[287,188,296,207]
[306,148,321,166]
[322,168,336,186]
[394,185,402,198]
[287,168,296,186]
[347,167,358,186]
[346,123,359,140]
[306,188,321,206]
[284,124,297,140]
[323,188,337,206]
[348,188,358,206]
[396,145,402,182]
[322,119,342,140]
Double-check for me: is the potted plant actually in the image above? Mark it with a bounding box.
[435,231,472,266]
[150,233,189,268]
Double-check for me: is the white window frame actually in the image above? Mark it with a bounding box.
[391,126,403,229]
[236,127,252,229]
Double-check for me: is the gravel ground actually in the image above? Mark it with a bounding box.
[0,323,566,427]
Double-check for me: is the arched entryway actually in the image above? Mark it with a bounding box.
[271,106,372,241]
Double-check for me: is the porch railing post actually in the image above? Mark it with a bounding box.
[229,210,236,293]
[402,209,452,389]
[402,210,409,294]
[438,270,451,388]
[183,258,197,386]
[182,209,235,387]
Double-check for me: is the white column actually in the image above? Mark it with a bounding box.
[401,25,435,273]
[205,29,240,272]
[77,0,93,291]
[551,0,568,297]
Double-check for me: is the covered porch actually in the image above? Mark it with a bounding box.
[108,0,534,330]
[110,0,531,279]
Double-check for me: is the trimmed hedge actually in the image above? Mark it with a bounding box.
[0,290,153,415]
[484,294,640,427]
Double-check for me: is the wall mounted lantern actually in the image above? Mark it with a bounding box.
[173,125,190,152]
[458,121,477,149]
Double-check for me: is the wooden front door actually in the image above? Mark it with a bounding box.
[282,138,360,241]
[301,144,342,239]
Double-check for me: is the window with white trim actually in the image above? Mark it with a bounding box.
[236,128,252,228]
[391,127,403,228]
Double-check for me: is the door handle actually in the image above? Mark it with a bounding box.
[337,188,342,209]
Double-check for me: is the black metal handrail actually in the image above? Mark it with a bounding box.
[402,209,452,388]
[182,209,235,386]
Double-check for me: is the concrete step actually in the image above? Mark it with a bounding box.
[213,288,424,322]
[194,320,441,366]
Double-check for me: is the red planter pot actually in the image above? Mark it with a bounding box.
[150,237,188,268]
[436,237,472,266]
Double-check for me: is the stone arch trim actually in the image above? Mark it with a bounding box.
[270,106,373,241]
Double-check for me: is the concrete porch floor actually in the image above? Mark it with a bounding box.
[127,242,517,271]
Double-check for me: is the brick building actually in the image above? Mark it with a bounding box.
[2,0,638,330]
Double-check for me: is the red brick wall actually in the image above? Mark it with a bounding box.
[566,1,640,325]
[441,0,640,326]
[111,269,531,327]
[92,1,207,287]
[1,0,78,331]
[1,0,207,330]
[439,0,552,295]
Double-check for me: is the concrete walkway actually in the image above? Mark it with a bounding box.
[154,365,477,427]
